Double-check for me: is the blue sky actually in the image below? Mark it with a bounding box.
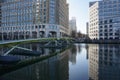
[67,0,99,34]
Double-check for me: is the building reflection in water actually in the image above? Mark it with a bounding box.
[69,45,77,64]
[0,46,11,55]
[3,43,60,61]
[88,44,120,80]
[69,44,82,65]
[0,49,69,80]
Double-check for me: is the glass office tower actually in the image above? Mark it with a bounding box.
[0,0,69,40]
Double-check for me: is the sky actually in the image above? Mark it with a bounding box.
[67,0,99,34]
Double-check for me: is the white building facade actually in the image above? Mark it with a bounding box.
[89,0,120,40]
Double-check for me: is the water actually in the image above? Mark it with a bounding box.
[0,43,120,80]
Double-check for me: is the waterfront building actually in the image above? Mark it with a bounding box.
[89,0,120,40]
[0,0,69,41]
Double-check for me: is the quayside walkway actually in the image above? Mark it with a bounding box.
[0,38,73,56]
[0,38,43,45]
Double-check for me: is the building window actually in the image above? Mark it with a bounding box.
[35,26,37,28]
[104,33,108,36]
[109,19,113,23]
[32,26,34,29]
[109,29,112,31]
[39,25,41,28]
[115,33,118,36]
[109,37,113,40]
[100,38,103,40]
[104,20,107,24]
[104,29,107,32]
[100,30,102,32]
[100,34,103,36]
[100,26,103,28]
[109,33,113,35]
[115,37,119,39]
[42,25,45,28]
[109,25,112,28]
[104,25,107,28]
[100,21,103,24]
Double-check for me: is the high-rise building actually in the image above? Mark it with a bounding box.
[0,0,69,41]
[86,22,89,36]
[89,0,120,40]
[69,17,77,36]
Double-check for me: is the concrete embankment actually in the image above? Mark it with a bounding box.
[74,39,120,44]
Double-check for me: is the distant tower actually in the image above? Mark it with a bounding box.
[86,22,89,37]
[69,17,77,36]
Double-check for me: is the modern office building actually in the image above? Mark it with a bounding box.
[0,0,69,41]
[89,0,120,40]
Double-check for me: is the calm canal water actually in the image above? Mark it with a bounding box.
[0,43,120,80]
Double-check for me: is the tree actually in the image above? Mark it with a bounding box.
[71,30,76,38]
[77,31,82,38]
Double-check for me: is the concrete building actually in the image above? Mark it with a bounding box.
[0,0,69,41]
[69,17,77,36]
[89,0,120,40]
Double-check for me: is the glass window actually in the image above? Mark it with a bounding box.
[109,19,113,23]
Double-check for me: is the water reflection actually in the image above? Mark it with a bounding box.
[0,46,11,55]
[1,44,120,80]
[0,50,69,80]
[7,43,61,61]
[77,44,82,53]
[69,45,77,64]
[88,44,120,80]
[0,44,88,80]
[69,44,82,65]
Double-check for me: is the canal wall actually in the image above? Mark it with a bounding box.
[74,39,120,44]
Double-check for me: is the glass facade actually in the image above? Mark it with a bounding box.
[99,0,120,39]
[1,0,35,27]
[49,0,56,24]
[0,0,69,41]
[89,0,120,40]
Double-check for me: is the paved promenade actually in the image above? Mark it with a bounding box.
[0,38,41,45]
